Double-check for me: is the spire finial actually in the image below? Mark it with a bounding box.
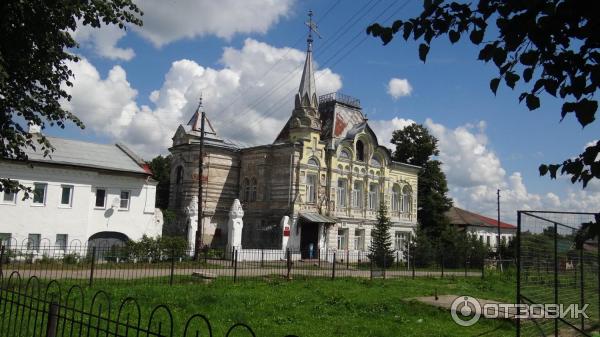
[305,10,321,52]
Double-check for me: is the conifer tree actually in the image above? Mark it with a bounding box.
[368,201,395,268]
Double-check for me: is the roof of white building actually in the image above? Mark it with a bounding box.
[447,207,516,229]
[20,136,150,175]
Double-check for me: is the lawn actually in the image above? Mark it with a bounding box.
[79,273,516,337]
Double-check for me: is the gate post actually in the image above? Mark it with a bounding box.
[46,301,59,337]
[233,249,238,283]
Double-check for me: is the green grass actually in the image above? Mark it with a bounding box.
[76,274,516,337]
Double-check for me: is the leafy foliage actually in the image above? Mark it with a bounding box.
[367,0,599,186]
[368,201,395,268]
[391,124,452,237]
[147,154,171,209]
[0,0,143,194]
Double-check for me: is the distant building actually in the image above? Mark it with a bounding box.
[446,206,516,248]
[0,134,163,250]
[168,16,419,256]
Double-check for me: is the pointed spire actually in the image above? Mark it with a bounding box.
[187,95,217,135]
[297,10,320,109]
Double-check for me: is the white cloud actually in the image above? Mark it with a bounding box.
[369,117,416,151]
[133,0,293,47]
[72,24,135,61]
[423,119,600,223]
[63,38,342,158]
[387,78,413,99]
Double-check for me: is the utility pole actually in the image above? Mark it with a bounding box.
[497,189,503,271]
[195,97,206,257]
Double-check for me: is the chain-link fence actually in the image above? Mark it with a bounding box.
[518,211,600,337]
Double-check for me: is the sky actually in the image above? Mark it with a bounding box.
[44,0,599,223]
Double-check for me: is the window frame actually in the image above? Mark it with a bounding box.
[0,233,12,248]
[59,185,74,208]
[368,183,379,210]
[32,182,47,206]
[55,234,68,251]
[1,187,17,205]
[95,188,107,209]
[306,173,317,204]
[119,190,131,210]
[352,181,362,208]
[337,229,347,250]
[336,179,347,207]
[27,233,41,252]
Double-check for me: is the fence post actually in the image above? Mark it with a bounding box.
[580,247,584,331]
[318,249,321,268]
[231,247,235,267]
[45,301,59,337]
[357,251,361,269]
[370,257,374,280]
[553,222,559,337]
[396,251,399,270]
[233,249,238,283]
[332,252,336,280]
[346,250,349,270]
[89,246,96,287]
[260,249,264,268]
[411,252,415,279]
[440,254,444,278]
[286,248,291,280]
[169,248,175,286]
[0,245,5,275]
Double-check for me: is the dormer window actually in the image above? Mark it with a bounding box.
[356,140,365,161]
[307,158,319,167]
[340,149,350,160]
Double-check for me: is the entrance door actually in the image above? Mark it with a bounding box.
[300,222,319,259]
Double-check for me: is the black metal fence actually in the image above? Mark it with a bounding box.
[0,242,486,286]
[0,271,297,337]
[517,211,600,337]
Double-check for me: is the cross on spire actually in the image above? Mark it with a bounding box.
[305,10,321,52]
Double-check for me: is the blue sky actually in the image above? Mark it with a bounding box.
[48,0,599,221]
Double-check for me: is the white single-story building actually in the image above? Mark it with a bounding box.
[0,133,163,251]
[447,206,516,249]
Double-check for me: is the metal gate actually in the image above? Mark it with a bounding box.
[517,211,600,336]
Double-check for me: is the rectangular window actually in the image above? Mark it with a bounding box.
[27,234,41,252]
[60,185,73,206]
[354,229,364,251]
[486,236,491,246]
[306,174,316,203]
[33,183,47,205]
[120,190,130,210]
[56,234,68,251]
[368,184,379,210]
[2,183,17,204]
[337,179,347,207]
[352,181,362,208]
[95,188,106,208]
[395,232,410,251]
[337,229,347,250]
[0,233,11,248]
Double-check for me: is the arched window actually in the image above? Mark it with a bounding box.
[250,178,258,201]
[391,184,400,211]
[356,140,365,161]
[352,180,363,208]
[368,183,379,210]
[402,185,412,213]
[307,158,319,167]
[370,156,381,168]
[175,166,184,184]
[340,149,350,160]
[243,178,250,201]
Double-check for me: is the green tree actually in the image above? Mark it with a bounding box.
[391,124,452,237]
[147,154,171,209]
[368,201,396,268]
[1,0,143,195]
[367,0,599,187]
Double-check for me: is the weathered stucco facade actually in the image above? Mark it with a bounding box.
[168,35,419,255]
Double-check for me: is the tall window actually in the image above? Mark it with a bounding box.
[95,188,106,208]
[243,178,250,201]
[354,229,365,251]
[337,179,347,207]
[120,190,130,210]
[250,178,257,201]
[337,229,347,250]
[402,185,412,213]
[339,149,350,160]
[394,232,410,251]
[33,183,47,205]
[27,234,41,252]
[368,183,379,210]
[56,234,68,251]
[352,181,362,208]
[356,140,365,161]
[0,233,11,248]
[306,174,317,203]
[175,166,184,184]
[370,156,381,167]
[60,185,73,207]
[391,185,400,211]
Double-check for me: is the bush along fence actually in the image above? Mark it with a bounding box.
[0,240,495,286]
[0,271,300,337]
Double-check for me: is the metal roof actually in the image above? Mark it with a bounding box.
[446,207,516,229]
[20,136,148,174]
[299,212,336,223]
